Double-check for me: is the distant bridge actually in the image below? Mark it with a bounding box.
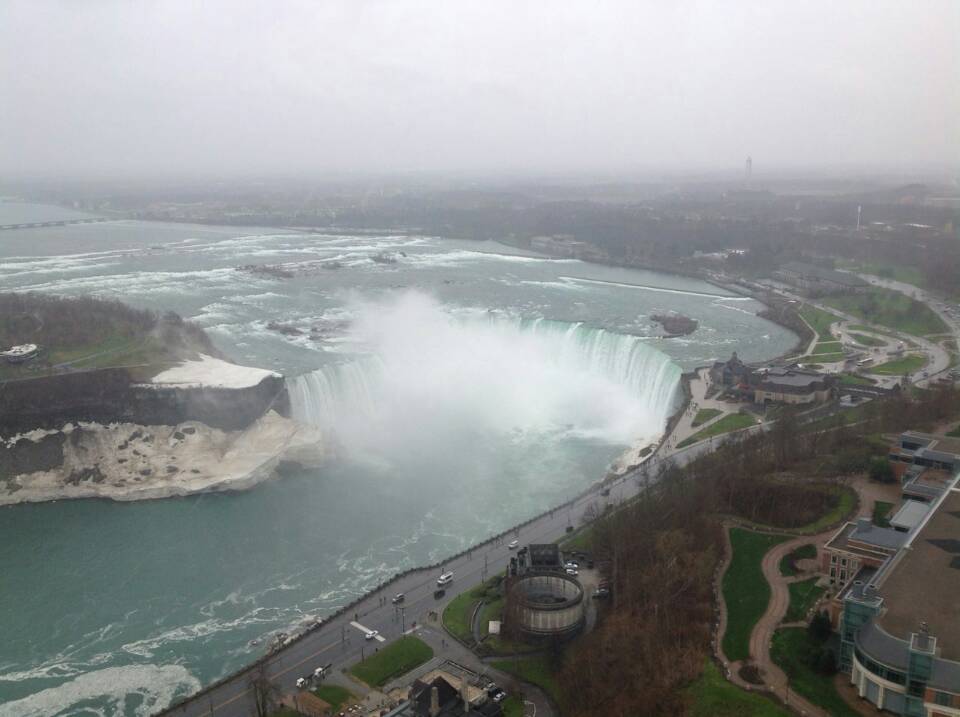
[0,217,111,231]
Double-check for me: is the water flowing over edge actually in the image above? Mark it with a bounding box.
[286,314,682,446]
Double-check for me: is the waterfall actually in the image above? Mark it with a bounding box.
[287,296,681,448]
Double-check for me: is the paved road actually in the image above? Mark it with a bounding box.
[852,273,960,386]
[158,437,721,717]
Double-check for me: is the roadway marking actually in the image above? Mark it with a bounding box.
[207,638,343,713]
[350,620,386,641]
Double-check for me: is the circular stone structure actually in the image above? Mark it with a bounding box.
[508,572,585,639]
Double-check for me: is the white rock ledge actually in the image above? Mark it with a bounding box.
[146,354,281,389]
[1,411,326,506]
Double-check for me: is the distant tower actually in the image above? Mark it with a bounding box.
[857,205,862,231]
[745,156,753,185]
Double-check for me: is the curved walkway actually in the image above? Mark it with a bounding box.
[749,532,832,717]
[713,524,834,717]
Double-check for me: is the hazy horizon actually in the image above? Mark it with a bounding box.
[2,1,957,179]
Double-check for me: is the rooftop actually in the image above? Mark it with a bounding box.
[757,368,830,390]
[900,431,960,457]
[877,487,960,661]
[825,520,905,561]
[889,500,930,531]
[902,467,954,500]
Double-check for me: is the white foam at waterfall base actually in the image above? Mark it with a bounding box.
[288,291,680,454]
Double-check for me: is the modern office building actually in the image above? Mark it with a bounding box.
[828,472,960,715]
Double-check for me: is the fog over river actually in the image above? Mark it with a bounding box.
[0,203,795,716]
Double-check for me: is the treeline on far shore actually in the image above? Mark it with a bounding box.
[552,383,959,716]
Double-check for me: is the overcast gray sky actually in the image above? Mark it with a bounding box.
[1,1,957,178]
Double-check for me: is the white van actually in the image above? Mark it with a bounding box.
[437,571,454,586]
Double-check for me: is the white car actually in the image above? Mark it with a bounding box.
[437,571,454,586]
[314,666,326,679]
[565,567,578,576]
[507,540,519,550]
[365,630,379,641]
[296,677,307,688]
[564,561,578,569]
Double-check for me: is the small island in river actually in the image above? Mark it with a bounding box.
[651,312,699,337]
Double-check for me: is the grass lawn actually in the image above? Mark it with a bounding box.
[678,413,757,449]
[873,501,894,527]
[501,696,524,717]
[722,528,791,662]
[796,487,856,534]
[312,685,353,712]
[771,628,859,717]
[442,575,503,644]
[784,578,825,623]
[810,341,843,355]
[686,659,790,717]
[559,524,594,552]
[949,425,960,438]
[805,352,845,363]
[491,655,562,705]
[848,332,886,347]
[869,353,926,375]
[442,590,481,644]
[349,636,434,687]
[478,596,505,638]
[692,407,722,427]
[799,305,840,339]
[834,259,927,289]
[839,373,874,386]
[822,287,949,336]
[779,543,817,577]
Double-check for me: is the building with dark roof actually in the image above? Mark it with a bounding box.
[830,472,960,715]
[775,261,870,296]
[382,674,502,717]
[890,432,960,475]
[752,366,836,405]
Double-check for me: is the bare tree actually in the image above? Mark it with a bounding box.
[249,663,280,717]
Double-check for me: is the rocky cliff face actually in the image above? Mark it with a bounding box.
[0,413,327,505]
[0,366,323,504]
[0,368,289,436]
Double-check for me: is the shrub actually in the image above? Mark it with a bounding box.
[868,457,895,483]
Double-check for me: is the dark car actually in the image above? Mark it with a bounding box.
[433,588,446,599]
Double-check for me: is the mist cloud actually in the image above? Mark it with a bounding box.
[1,0,957,177]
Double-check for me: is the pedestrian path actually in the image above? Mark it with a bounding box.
[713,523,833,717]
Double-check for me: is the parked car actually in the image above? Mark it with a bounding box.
[492,689,507,703]
[565,567,578,576]
[313,666,326,679]
[564,561,579,569]
[593,588,610,599]
[391,593,405,604]
[507,539,519,550]
[365,630,379,641]
[296,677,307,688]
